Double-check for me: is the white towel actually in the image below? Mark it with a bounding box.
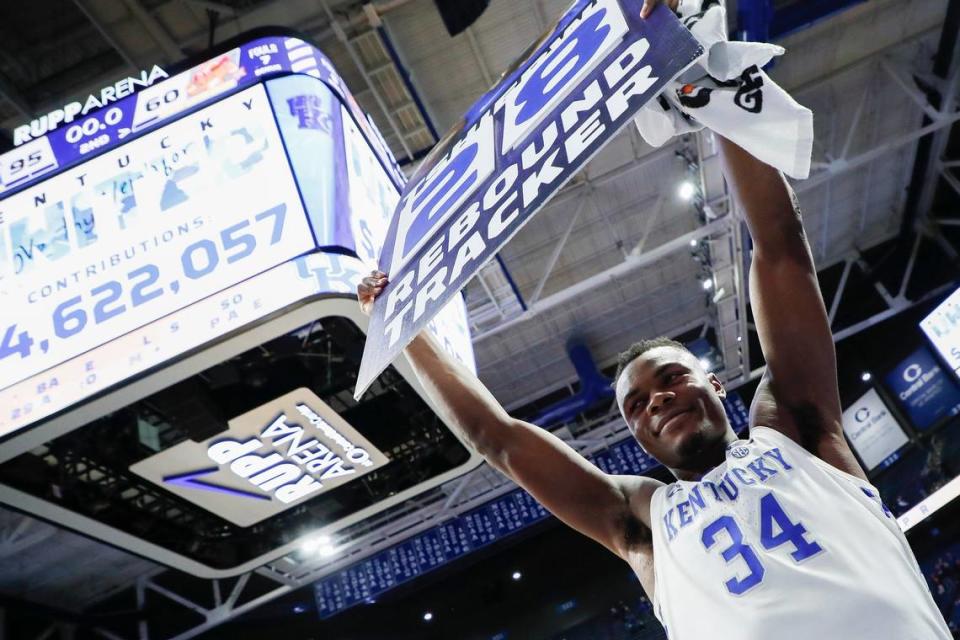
[634,0,813,179]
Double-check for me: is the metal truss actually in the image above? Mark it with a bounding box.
[693,131,751,386]
[319,0,416,161]
[119,0,182,62]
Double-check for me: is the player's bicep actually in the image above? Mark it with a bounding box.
[491,419,654,556]
[749,251,842,424]
[751,375,866,480]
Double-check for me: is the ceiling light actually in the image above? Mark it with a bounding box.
[701,278,714,290]
[861,372,872,382]
[678,181,696,201]
[689,238,698,248]
[423,612,434,622]
[299,534,328,554]
[512,571,522,581]
[300,534,335,556]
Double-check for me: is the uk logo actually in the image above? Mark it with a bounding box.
[287,95,332,132]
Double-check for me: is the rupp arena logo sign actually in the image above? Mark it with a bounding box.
[131,388,389,527]
[355,0,701,397]
[13,66,169,146]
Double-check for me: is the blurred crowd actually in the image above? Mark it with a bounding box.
[927,547,960,636]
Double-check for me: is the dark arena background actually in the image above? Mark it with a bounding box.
[0,0,959,639]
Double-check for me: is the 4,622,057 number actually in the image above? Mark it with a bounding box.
[0,204,289,367]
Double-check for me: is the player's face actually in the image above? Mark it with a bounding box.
[616,346,731,471]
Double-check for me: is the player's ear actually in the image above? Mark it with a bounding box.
[708,373,727,399]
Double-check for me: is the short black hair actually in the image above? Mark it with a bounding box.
[613,337,690,387]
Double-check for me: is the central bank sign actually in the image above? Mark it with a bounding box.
[884,346,960,430]
[354,0,702,396]
[842,388,908,472]
[131,388,389,527]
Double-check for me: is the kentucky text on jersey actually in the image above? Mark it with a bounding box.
[662,447,793,542]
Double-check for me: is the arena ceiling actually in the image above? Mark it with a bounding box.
[0,0,958,636]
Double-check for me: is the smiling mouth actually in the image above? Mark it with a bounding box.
[659,409,692,436]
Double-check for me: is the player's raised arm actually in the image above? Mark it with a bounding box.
[718,139,864,478]
[359,272,661,559]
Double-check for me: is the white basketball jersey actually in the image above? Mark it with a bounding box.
[649,426,951,640]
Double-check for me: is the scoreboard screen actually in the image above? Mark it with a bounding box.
[0,34,412,446]
[921,287,960,379]
[0,37,469,448]
[0,85,312,439]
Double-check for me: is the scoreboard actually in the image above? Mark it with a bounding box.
[0,33,481,578]
[0,36,423,448]
[0,85,315,437]
[922,287,960,380]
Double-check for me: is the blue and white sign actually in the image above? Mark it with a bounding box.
[130,387,390,527]
[354,1,702,397]
[921,287,960,378]
[842,388,909,472]
[884,346,960,431]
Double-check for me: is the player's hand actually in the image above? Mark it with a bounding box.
[358,270,388,316]
[641,0,680,19]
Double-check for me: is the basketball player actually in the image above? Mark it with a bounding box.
[358,4,952,637]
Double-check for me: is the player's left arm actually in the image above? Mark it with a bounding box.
[719,138,866,480]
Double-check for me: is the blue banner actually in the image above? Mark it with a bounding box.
[884,346,960,431]
[354,1,702,397]
[724,392,750,433]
